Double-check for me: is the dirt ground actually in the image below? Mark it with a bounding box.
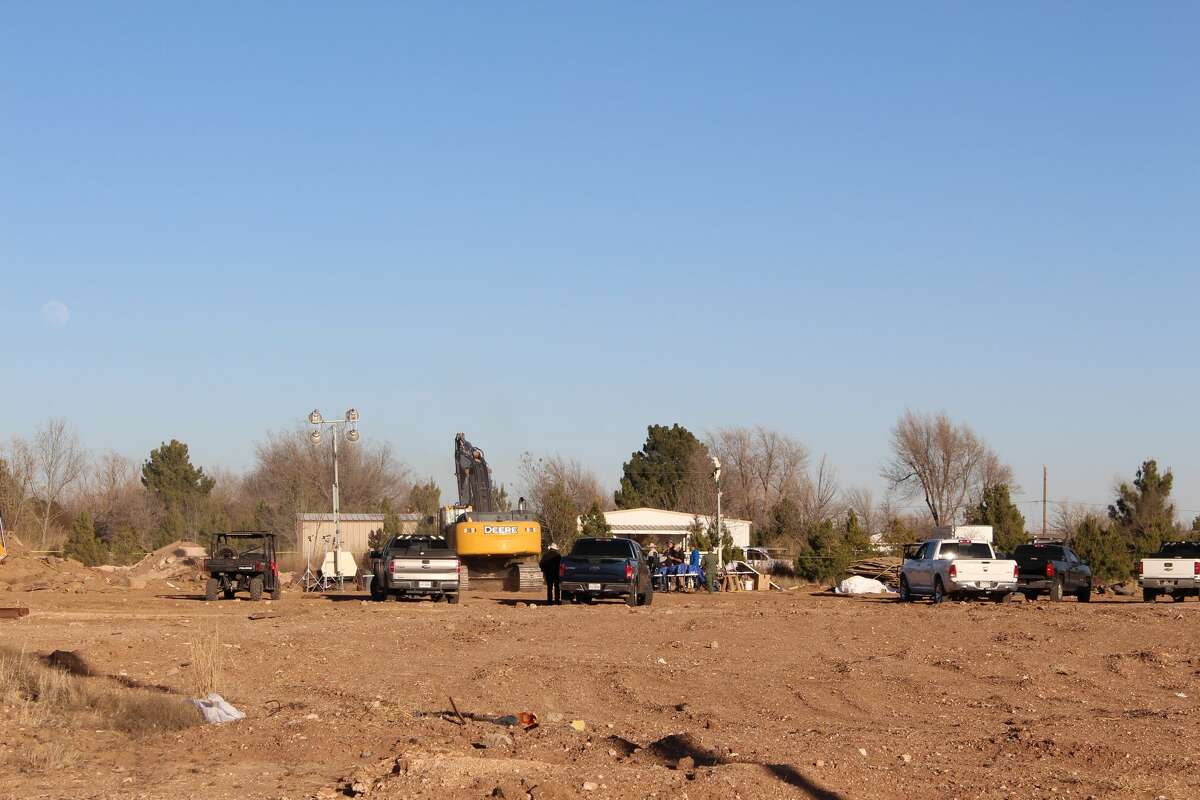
[1,584,1197,800]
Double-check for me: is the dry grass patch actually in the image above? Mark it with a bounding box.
[189,626,221,696]
[0,646,200,744]
[10,741,79,774]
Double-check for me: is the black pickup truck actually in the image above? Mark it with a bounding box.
[560,537,654,607]
[1013,542,1092,602]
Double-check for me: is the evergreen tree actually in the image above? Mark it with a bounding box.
[491,484,512,512]
[107,526,145,566]
[760,497,803,547]
[1070,514,1132,581]
[64,511,106,566]
[142,440,215,508]
[1108,460,1176,559]
[706,520,734,561]
[614,424,709,510]
[381,498,405,536]
[141,439,215,543]
[406,478,441,517]
[578,501,612,538]
[367,527,386,551]
[793,520,852,584]
[968,483,1026,554]
[152,506,187,549]
[844,509,873,556]
[404,478,442,534]
[539,480,580,550]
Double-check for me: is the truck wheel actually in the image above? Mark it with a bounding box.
[1049,579,1064,602]
[249,576,264,601]
[369,576,386,602]
[223,586,236,600]
[270,583,282,601]
[1143,588,1159,603]
[205,578,220,602]
[1022,590,1038,602]
[898,576,913,603]
[1076,584,1091,603]
[626,588,639,607]
[931,578,945,605]
[446,593,460,605]
[642,588,653,606]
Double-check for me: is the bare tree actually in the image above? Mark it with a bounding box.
[243,428,412,547]
[882,410,1011,527]
[77,451,161,547]
[1053,501,1091,541]
[707,426,808,526]
[844,486,879,535]
[33,419,87,546]
[518,453,606,514]
[797,454,840,525]
[0,436,37,536]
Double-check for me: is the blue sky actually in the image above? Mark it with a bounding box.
[3,3,1198,517]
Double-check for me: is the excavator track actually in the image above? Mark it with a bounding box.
[514,562,545,592]
[459,559,545,592]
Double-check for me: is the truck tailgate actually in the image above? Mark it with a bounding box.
[952,559,1014,582]
[390,557,458,581]
[1141,558,1199,579]
[561,557,628,582]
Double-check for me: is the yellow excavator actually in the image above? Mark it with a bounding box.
[440,433,545,591]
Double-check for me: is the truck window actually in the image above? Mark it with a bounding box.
[1014,545,1063,561]
[571,539,634,558]
[1158,542,1200,558]
[937,542,993,559]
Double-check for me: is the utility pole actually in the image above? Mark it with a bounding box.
[1042,465,1048,539]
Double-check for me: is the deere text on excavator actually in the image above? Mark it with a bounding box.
[440,433,545,591]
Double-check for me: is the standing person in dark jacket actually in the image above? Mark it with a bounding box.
[539,542,562,605]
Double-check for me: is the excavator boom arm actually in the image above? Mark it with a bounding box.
[454,433,494,512]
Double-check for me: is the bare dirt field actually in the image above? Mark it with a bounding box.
[2,584,1198,800]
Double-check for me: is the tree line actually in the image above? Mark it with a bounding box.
[601,415,1198,582]
[3,414,1195,580]
[0,421,418,566]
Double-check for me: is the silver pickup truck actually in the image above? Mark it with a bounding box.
[369,535,461,604]
[899,537,1017,603]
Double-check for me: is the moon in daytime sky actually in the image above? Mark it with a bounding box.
[40,300,70,328]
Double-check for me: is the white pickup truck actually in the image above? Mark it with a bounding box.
[1138,541,1200,603]
[369,535,461,604]
[899,530,1017,603]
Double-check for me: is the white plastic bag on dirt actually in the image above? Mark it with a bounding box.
[835,576,895,595]
[192,693,245,724]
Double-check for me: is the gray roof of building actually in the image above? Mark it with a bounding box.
[296,513,424,522]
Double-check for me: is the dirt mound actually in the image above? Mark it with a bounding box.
[0,540,206,594]
[0,553,120,594]
[122,540,206,589]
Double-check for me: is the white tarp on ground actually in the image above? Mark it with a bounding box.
[835,576,895,595]
[192,693,245,724]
